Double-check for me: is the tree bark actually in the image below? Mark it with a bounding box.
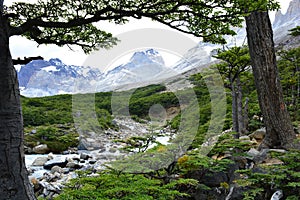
[0,16,36,200]
[230,81,239,137]
[243,97,249,134]
[245,11,296,149]
[236,77,244,135]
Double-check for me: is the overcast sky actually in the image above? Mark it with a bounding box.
[8,0,292,68]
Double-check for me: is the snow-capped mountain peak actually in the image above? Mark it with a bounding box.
[17,49,170,97]
[49,58,64,66]
[130,49,165,65]
[16,0,300,98]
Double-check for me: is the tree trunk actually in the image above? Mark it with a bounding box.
[236,77,244,135]
[243,97,249,134]
[0,16,36,199]
[230,81,239,137]
[245,11,296,149]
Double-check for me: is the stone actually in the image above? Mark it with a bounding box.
[109,148,117,153]
[40,181,62,198]
[253,149,269,164]
[262,158,284,166]
[80,153,90,160]
[269,149,287,154]
[98,147,106,153]
[66,157,74,163]
[33,144,50,154]
[72,156,80,162]
[24,146,33,154]
[66,162,81,169]
[270,190,283,200]
[30,177,40,190]
[47,152,54,160]
[249,128,266,141]
[44,156,67,170]
[239,136,251,141]
[247,148,260,157]
[77,138,89,150]
[89,160,97,164]
[32,157,49,166]
[51,166,64,174]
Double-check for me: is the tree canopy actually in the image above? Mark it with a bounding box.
[290,26,300,36]
[0,0,297,199]
[3,0,279,53]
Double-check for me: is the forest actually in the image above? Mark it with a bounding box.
[20,45,300,199]
[0,0,300,199]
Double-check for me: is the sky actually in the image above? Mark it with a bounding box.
[8,0,292,69]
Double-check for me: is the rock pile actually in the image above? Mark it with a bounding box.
[27,150,123,199]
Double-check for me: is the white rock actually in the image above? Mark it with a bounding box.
[51,166,64,174]
[33,144,49,154]
[239,136,251,141]
[247,148,260,157]
[32,157,48,166]
[270,190,283,200]
[48,152,54,160]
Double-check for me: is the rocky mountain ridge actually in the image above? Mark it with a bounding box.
[17,0,300,97]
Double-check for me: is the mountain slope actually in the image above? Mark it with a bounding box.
[17,0,300,97]
[18,50,171,97]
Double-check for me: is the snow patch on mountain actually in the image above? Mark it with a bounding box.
[17,1,300,97]
[18,49,171,97]
[42,66,59,72]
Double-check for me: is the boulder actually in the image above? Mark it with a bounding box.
[269,149,287,154]
[24,146,33,154]
[77,138,89,150]
[247,148,260,158]
[249,128,266,142]
[262,158,284,166]
[66,162,81,169]
[271,190,283,200]
[33,144,50,154]
[253,149,269,164]
[51,166,64,174]
[32,157,49,166]
[44,156,67,170]
[39,181,62,199]
[47,152,54,160]
[80,153,90,160]
[109,148,117,153]
[89,160,97,164]
[239,135,251,141]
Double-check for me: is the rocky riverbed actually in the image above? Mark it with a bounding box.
[25,117,175,199]
[25,149,123,199]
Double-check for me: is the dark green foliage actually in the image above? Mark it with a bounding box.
[130,84,167,99]
[177,150,234,175]
[95,92,113,113]
[24,124,78,153]
[20,48,300,198]
[277,47,300,123]
[237,150,300,199]
[22,94,73,126]
[21,93,116,129]
[212,46,251,80]
[185,73,212,147]
[129,92,178,120]
[55,171,196,200]
[289,26,300,36]
[208,132,254,157]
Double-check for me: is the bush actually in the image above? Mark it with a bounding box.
[55,171,195,200]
